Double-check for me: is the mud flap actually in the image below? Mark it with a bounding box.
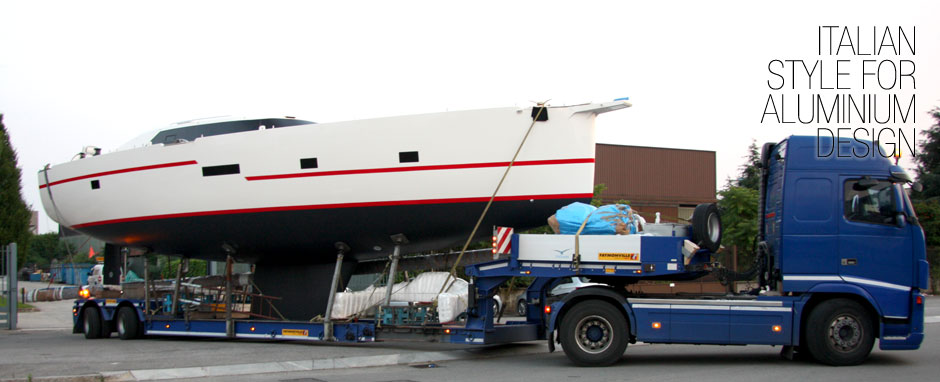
[547,328,555,353]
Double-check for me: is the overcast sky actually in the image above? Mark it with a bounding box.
[2,0,938,233]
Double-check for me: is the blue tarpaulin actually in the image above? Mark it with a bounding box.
[554,202,637,235]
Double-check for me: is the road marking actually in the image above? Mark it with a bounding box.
[925,316,940,324]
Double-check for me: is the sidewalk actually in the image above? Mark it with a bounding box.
[9,281,75,330]
[1,280,549,381]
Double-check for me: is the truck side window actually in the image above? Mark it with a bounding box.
[843,179,896,225]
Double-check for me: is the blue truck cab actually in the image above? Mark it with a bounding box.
[763,135,926,351]
[465,135,926,367]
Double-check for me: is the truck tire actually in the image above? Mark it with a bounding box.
[117,307,141,340]
[804,299,874,366]
[82,307,102,339]
[692,203,722,252]
[559,300,628,366]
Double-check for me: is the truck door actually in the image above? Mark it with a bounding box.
[838,178,913,319]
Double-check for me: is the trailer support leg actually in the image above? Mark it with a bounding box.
[170,259,184,316]
[324,242,350,341]
[381,234,409,321]
[225,255,234,338]
[143,254,151,322]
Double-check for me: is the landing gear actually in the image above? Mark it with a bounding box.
[805,299,875,366]
[559,300,628,366]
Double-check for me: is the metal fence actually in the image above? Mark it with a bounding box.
[1,243,17,329]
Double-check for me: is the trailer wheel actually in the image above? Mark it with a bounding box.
[805,299,874,366]
[559,300,627,366]
[517,300,528,316]
[117,307,140,340]
[82,307,102,339]
[692,203,722,252]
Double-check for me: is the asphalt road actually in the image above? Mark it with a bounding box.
[1,293,937,381]
[179,321,940,382]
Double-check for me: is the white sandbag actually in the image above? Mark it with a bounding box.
[437,292,465,323]
[330,272,469,320]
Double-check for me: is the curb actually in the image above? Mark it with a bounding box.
[2,343,548,382]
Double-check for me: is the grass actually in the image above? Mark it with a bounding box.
[0,295,35,310]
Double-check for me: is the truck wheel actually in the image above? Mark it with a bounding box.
[692,203,721,252]
[805,299,874,366]
[559,300,628,366]
[117,307,140,340]
[82,307,102,339]
[517,300,528,316]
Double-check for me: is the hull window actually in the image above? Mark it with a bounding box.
[90,180,100,189]
[300,157,318,169]
[399,151,419,163]
[202,164,241,177]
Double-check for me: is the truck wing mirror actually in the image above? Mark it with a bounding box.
[895,213,907,228]
[912,182,923,193]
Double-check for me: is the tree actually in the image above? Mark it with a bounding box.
[717,186,759,267]
[912,199,940,292]
[717,139,762,269]
[25,232,75,268]
[911,107,940,292]
[732,140,762,191]
[913,108,940,199]
[0,114,31,266]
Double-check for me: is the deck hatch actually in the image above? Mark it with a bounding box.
[202,164,241,177]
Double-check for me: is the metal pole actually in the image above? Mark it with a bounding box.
[143,254,151,322]
[225,255,234,338]
[383,245,401,308]
[732,245,738,293]
[6,243,17,330]
[324,242,350,342]
[170,259,184,316]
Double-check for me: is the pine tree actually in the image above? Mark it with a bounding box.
[0,114,32,266]
[717,139,762,269]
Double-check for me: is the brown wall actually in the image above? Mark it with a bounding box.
[594,144,716,222]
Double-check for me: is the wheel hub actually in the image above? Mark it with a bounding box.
[576,316,612,354]
[828,315,862,351]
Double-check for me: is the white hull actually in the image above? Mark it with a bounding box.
[39,102,629,261]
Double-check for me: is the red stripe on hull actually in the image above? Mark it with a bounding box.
[245,158,595,181]
[39,160,199,189]
[71,193,593,229]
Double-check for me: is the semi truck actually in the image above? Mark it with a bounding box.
[71,135,926,367]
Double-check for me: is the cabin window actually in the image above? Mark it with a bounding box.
[202,164,241,177]
[90,180,100,190]
[300,157,318,169]
[399,151,419,163]
[843,179,896,225]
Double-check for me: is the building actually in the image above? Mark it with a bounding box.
[29,210,38,234]
[594,143,716,223]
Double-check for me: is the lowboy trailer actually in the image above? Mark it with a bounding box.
[72,135,926,366]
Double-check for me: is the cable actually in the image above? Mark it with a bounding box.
[436,103,549,296]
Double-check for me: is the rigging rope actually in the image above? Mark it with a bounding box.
[436,103,548,296]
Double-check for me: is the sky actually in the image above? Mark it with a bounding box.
[2,0,938,233]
